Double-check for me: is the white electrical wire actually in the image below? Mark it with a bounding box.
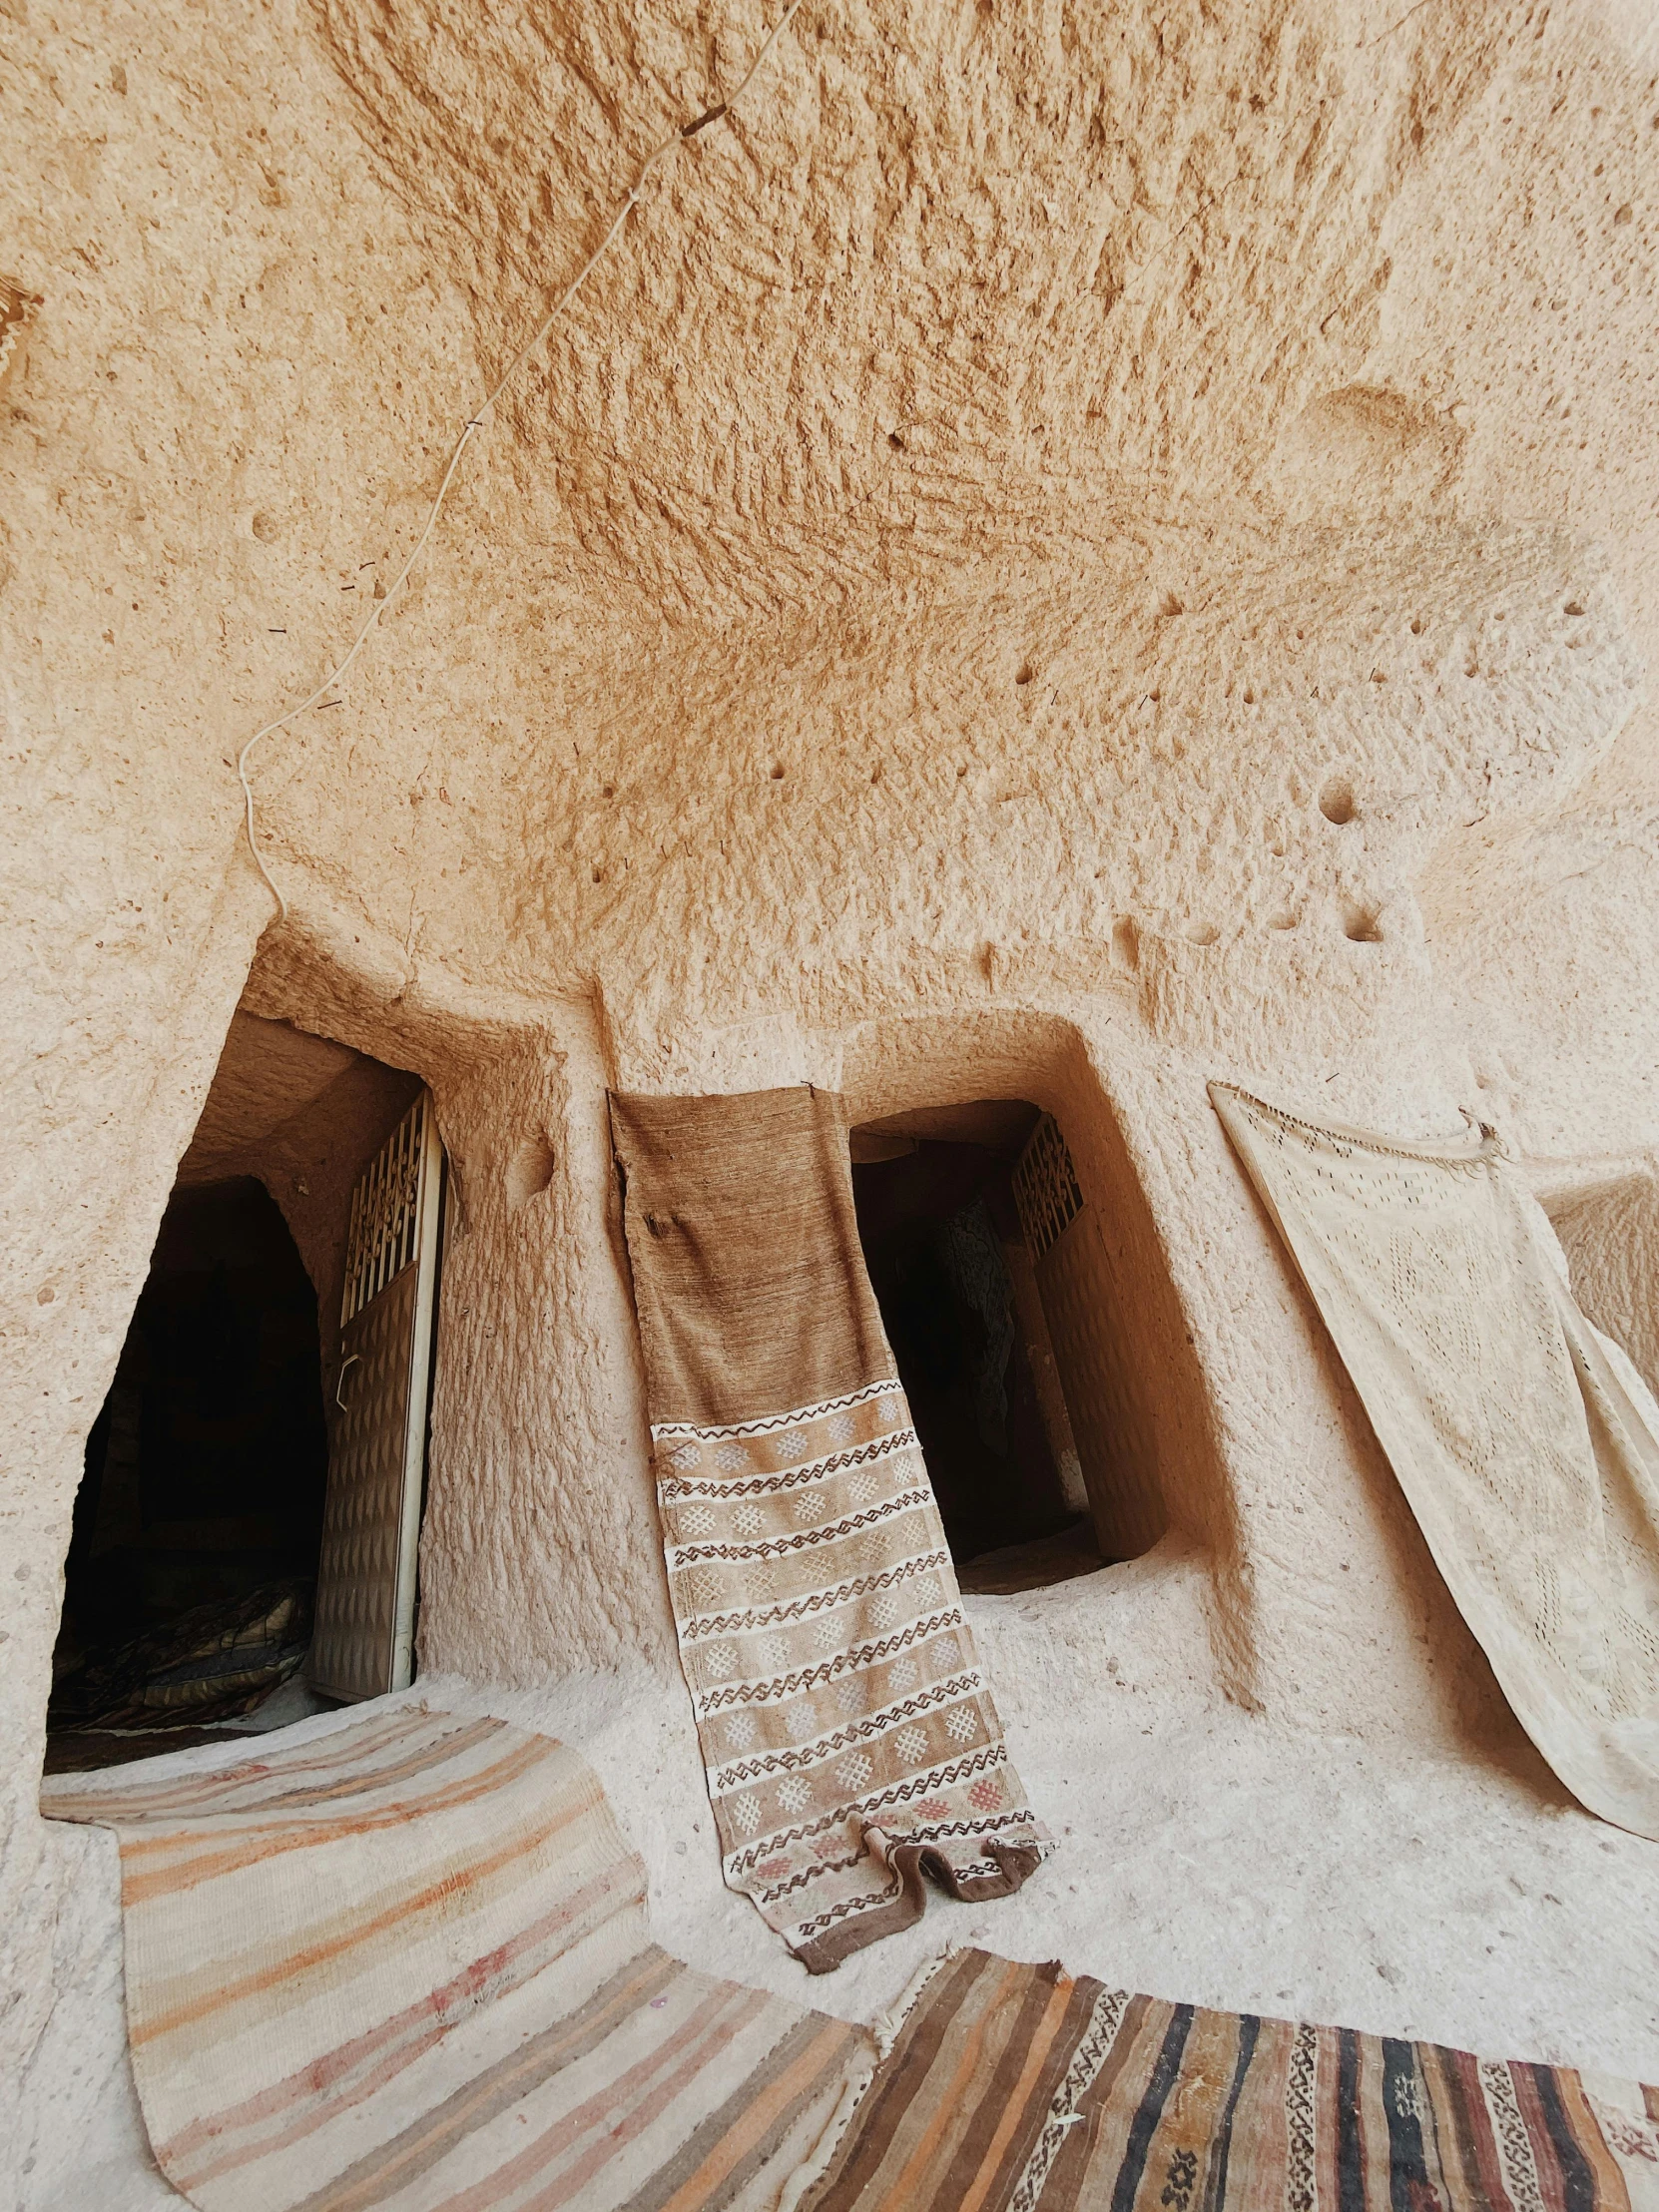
[237,0,810,923]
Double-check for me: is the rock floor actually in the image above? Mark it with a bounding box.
[16,1607,1659,2209]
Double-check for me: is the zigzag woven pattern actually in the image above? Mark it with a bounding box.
[655,1377,1049,1968]
[803,1948,1659,2212]
[611,1084,1050,1970]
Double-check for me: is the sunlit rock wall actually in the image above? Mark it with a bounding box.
[4,0,1658,2121]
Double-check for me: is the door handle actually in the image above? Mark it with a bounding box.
[335,1354,361,1410]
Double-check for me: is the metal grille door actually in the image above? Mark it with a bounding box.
[308,1093,444,1700]
[1012,1113,1166,1561]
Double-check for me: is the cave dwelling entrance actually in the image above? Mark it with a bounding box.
[848,1096,1167,1595]
[48,1014,447,1772]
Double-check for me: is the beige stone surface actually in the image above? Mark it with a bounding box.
[5,0,1659,2187]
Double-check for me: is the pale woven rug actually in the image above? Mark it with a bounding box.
[610,1086,1051,1972]
[1212,1084,1659,1840]
[42,1706,874,2211]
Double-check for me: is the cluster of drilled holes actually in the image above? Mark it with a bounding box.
[1319,776,1357,826]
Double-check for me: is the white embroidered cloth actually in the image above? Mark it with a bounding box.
[1213,1083,1659,1840]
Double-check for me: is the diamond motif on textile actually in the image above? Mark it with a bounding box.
[793,1488,823,1521]
[704,1643,739,1677]
[778,1775,810,1814]
[869,1592,900,1628]
[733,1503,763,1537]
[725,1712,758,1750]
[857,1532,892,1570]
[834,1677,864,1715]
[888,1654,918,1692]
[716,1444,750,1473]
[814,1615,844,1653]
[679,1504,716,1537]
[757,1634,791,1671]
[732,1792,763,1835]
[945,1705,978,1743]
[679,1568,718,1610]
[878,1394,902,1426]
[769,1430,801,1464]
[848,1470,880,1504]
[839,1752,873,1790]
[914,1798,951,1823]
[969,1776,1003,1812]
[894,1724,928,1764]
[828,1411,855,1443]
[667,1442,702,1470]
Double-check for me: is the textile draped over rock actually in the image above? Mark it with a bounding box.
[1212,1085,1659,1842]
[611,1084,1050,1970]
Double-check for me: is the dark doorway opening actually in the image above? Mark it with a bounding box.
[851,1098,1104,1594]
[50,1178,330,1769]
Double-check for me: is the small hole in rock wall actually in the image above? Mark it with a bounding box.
[506,1134,557,1212]
[1344,903,1382,943]
[1157,591,1184,618]
[1409,619,1424,635]
[1269,909,1298,930]
[1111,917,1140,970]
[591,864,605,883]
[251,512,281,543]
[1015,662,1035,686]
[957,763,969,779]
[887,430,904,449]
[771,764,786,780]
[1564,601,1585,617]
[1614,204,1633,225]
[1186,921,1220,947]
[601,784,614,798]
[1320,777,1357,826]
[1243,687,1256,705]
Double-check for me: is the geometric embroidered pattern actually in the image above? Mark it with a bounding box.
[653,1377,1052,1970]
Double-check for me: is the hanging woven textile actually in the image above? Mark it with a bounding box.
[610,1085,1051,1971]
[1212,1082,1659,1842]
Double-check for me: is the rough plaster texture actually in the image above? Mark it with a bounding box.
[6,0,1659,2190]
[176,1011,423,1354]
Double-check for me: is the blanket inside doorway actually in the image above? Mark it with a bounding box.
[610,1085,1050,1971]
[41,1706,874,2212]
[1210,1084,1659,1842]
[801,1947,1659,2212]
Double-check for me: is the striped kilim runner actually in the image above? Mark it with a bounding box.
[41,1708,874,2212]
[610,1087,1050,1972]
[802,1949,1659,2212]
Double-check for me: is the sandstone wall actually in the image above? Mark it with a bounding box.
[5,0,1659,2134]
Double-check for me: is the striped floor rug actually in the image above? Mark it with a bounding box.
[42,1707,873,2212]
[801,1949,1659,2212]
